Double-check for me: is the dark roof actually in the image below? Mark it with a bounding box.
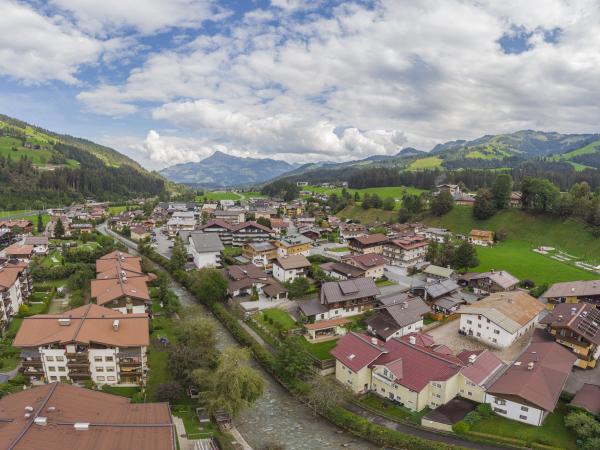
[298,298,327,317]
[540,302,600,345]
[223,264,267,281]
[320,278,380,304]
[422,398,477,426]
[350,233,388,246]
[344,253,386,269]
[571,383,600,414]
[274,255,311,270]
[414,279,459,299]
[487,341,577,412]
[366,294,430,338]
[541,279,600,299]
[320,261,365,279]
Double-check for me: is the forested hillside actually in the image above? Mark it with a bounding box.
[0,115,166,208]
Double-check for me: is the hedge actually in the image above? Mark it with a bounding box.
[140,244,468,450]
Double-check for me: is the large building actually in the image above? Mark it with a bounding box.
[274,234,312,257]
[0,383,175,450]
[485,341,576,426]
[179,231,224,269]
[0,261,32,329]
[458,291,545,348]
[347,233,388,255]
[15,304,149,386]
[383,235,428,268]
[342,253,386,280]
[541,280,600,305]
[540,302,600,369]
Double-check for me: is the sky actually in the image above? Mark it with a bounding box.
[1,0,600,170]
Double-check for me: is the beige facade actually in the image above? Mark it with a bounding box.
[335,360,371,394]
[458,373,486,403]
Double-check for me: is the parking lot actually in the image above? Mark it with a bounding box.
[426,319,535,363]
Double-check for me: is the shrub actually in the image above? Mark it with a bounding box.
[475,403,493,418]
[463,411,481,425]
[452,421,470,434]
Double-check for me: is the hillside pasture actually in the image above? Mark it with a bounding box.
[197,191,242,201]
[408,156,443,170]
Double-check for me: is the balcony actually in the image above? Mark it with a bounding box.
[69,371,91,378]
[119,367,142,374]
[118,358,141,366]
[22,358,42,366]
[21,367,44,375]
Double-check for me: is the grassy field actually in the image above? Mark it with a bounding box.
[108,205,129,215]
[337,205,398,223]
[408,156,443,170]
[298,337,338,360]
[0,136,78,168]
[470,403,576,449]
[197,191,241,201]
[304,185,425,201]
[259,308,297,331]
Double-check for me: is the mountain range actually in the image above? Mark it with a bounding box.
[159,151,301,187]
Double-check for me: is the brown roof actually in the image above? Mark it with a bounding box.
[274,255,311,270]
[344,253,386,269]
[223,264,267,281]
[542,280,600,299]
[487,341,577,411]
[0,266,23,291]
[96,251,142,274]
[540,302,600,345]
[3,244,34,257]
[351,233,388,246]
[320,261,365,279]
[304,317,350,331]
[469,229,493,239]
[571,383,600,414]
[0,383,174,450]
[23,236,49,245]
[469,270,519,289]
[91,276,151,305]
[13,304,149,348]
[387,235,428,250]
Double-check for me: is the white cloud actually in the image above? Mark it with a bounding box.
[0,0,102,84]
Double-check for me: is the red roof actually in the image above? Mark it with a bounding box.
[458,350,505,386]
[330,332,387,372]
[344,253,386,269]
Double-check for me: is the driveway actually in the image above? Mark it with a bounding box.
[152,227,173,259]
[565,361,600,394]
[426,319,535,363]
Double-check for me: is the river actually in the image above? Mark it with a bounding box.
[98,224,377,450]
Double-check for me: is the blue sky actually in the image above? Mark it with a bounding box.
[1,0,600,170]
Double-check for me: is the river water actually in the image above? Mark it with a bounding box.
[101,225,376,450]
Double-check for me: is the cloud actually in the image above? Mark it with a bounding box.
[0,0,102,84]
[132,130,223,165]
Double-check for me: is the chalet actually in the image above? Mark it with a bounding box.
[273,255,311,283]
[0,220,33,234]
[0,383,176,450]
[166,217,196,236]
[540,302,600,369]
[304,318,350,342]
[130,226,150,242]
[437,184,460,195]
[383,235,428,268]
[541,280,600,305]
[348,233,388,255]
[242,241,278,268]
[339,223,367,242]
[460,270,519,295]
[222,264,287,301]
[458,291,544,348]
[23,236,49,255]
[419,227,451,243]
[469,229,494,246]
[412,279,460,301]
[71,223,94,234]
[179,231,224,269]
[15,304,150,386]
[269,218,289,236]
[1,243,34,261]
[253,208,277,220]
[342,253,386,280]
[231,221,272,246]
[300,278,379,322]
[214,209,245,225]
[199,220,234,246]
[274,234,312,257]
[423,265,455,281]
[485,341,576,426]
[453,192,476,206]
[320,261,365,280]
[366,293,431,341]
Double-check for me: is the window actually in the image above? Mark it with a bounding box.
[492,338,497,343]
[58,366,66,372]
[466,319,472,325]
[105,356,114,362]
[494,398,506,405]
[96,367,104,372]
[94,356,102,362]
[48,366,56,372]
[46,356,54,362]
[521,406,529,412]
[106,367,115,372]
[493,407,507,414]
[107,376,116,381]
[519,415,527,420]
[50,376,57,381]
[494,329,500,335]
[55,356,64,362]
[97,376,105,381]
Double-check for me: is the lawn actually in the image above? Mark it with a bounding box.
[240,191,266,199]
[298,337,338,360]
[108,205,129,215]
[327,246,349,253]
[147,315,178,401]
[197,191,241,201]
[101,385,140,398]
[223,246,242,258]
[258,308,297,333]
[171,405,218,439]
[425,206,600,261]
[304,185,425,203]
[408,156,443,170]
[470,403,576,449]
[337,205,398,224]
[376,278,396,286]
[359,393,431,424]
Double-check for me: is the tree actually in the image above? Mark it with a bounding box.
[473,188,496,220]
[54,218,65,238]
[564,410,600,439]
[361,193,371,210]
[453,242,479,271]
[275,338,313,381]
[250,285,259,301]
[382,197,395,211]
[170,235,187,272]
[156,382,183,404]
[36,212,43,233]
[256,217,272,229]
[521,177,559,213]
[430,191,454,216]
[204,347,264,417]
[491,174,513,209]
[354,191,360,202]
[285,277,310,299]
[191,268,228,304]
[304,375,347,415]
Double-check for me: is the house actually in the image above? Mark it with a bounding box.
[214,209,245,225]
[411,279,460,302]
[0,383,175,450]
[273,255,311,283]
[269,218,289,236]
[201,203,218,214]
[383,235,428,268]
[242,241,278,268]
[70,223,94,234]
[1,243,34,261]
[274,234,312,257]
[130,226,150,242]
[0,220,33,234]
[15,304,149,386]
[571,383,600,414]
[419,227,451,243]
[342,253,386,280]
[222,264,287,301]
[437,184,460,195]
[300,278,379,322]
[0,262,31,328]
[541,280,600,305]
[484,341,577,426]
[366,293,431,341]
[253,208,277,220]
[332,332,504,411]
[510,191,523,208]
[320,261,366,280]
[304,317,350,342]
[199,220,234,246]
[461,270,519,295]
[21,236,48,256]
[180,231,224,269]
[166,217,196,236]
[430,291,479,316]
[423,265,455,281]
[348,233,388,255]
[540,302,600,369]
[458,291,545,348]
[231,221,272,246]
[469,229,494,246]
[339,223,367,242]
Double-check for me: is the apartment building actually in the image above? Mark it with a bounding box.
[348,233,388,255]
[383,235,428,268]
[274,234,312,257]
[0,261,32,329]
[15,304,149,386]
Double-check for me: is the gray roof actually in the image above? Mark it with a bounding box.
[415,279,459,299]
[186,231,224,253]
[469,270,519,289]
[299,298,328,316]
[321,278,380,305]
[321,262,365,279]
[24,236,49,245]
[373,293,430,328]
[278,234,312,247]
[423,265,454,278]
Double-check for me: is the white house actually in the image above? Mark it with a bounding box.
[458,291,544,348]
[23,236,49,255]
[180,231,224,269]
[0,262,31,326]
[273,255,311,283]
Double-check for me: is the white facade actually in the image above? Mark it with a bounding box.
[383,244,427,268]
[459,313,540,348]
[113,305,147,315]
[368,319,424,341]
[272,263,307,283]
[485,393,545,426]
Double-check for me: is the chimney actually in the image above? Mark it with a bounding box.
[527,362,534,371]
[74,422,90,431]
[409,335,416,345]
[58,318,71,326]
[112,319,120,331]
[371,337,378,345]
[468,354,477,364]
[571,307,577,316]
[34,417,47,426]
